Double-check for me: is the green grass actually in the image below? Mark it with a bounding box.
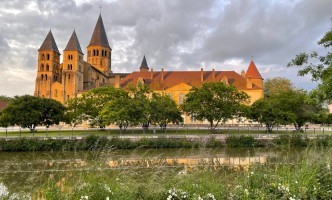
[1,148,332,199]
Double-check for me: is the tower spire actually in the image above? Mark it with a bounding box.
[39,30,60,54]
[88,14,110,48]
[64,30,83,54]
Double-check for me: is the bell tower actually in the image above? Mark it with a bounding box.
[34,30,61,98]
[87,14,112,76]
[63,30,84,103]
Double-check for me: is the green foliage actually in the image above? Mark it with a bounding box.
[150,93,183,130]
[65,86,126,128]
[249,90,322,132]
[0,95,13,103]
[264,77,294,97]
[0,95,65,132]
[181,82,249,130]
[100,93,141,131]
[288,27,332,101]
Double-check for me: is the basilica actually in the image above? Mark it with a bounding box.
[34,14,264,124]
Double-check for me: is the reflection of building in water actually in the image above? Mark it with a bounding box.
[108,156,267,170]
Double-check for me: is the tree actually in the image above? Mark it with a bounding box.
[288,26,332,101]
[100,93,141,132]
[181,82,249,130]
[65,86,126,128]
[150,94,183,130]
[249,90,322,132]
[0,95,13,103]
[0,95,65,132]
[264,77,294,97]
[127,83,153,130]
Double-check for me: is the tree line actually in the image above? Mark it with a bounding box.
[0,79,331,133]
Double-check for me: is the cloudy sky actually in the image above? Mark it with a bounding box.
[0,0,331,96]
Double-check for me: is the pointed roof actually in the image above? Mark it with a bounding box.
[38,30,60,54]
[140,55,149,69]
[246,60,263,79]
[64,30,83,54]
[88,14,110,48]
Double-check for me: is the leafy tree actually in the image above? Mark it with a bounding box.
[181,82,249,130]
[100,93,141,132]
[264,77,294,97]
[65,86,126,128]
[250,90,322,132]
[127,83,153,130]
[150,94,183,130]
[0,95,65,132]
[0,95,13,103]
[249,96,294,132]
[288,26,332,101]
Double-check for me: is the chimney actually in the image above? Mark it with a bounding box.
[114,75,120,88]
[241,70,246,78]
[201,68,204,83]
[212,68,215,81]
[150,68,153,79]
[161,68,164,81]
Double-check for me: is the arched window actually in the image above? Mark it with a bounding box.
[45,74,48,81]
[47,54,50,60]
[42,54,45,60]
[67,64,70,70]
[96,50,99,56]
[68,55,70,60]
[105,51,107,57]
[40,64,44,71]
[93,50,96,56]
[41,74,44,81]
[71,55,73,60]
[68,74,71,80]
[46,65,49,71]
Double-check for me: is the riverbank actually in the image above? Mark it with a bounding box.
[0,147,331,199]
[0,134,331,151]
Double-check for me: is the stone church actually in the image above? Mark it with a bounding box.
[34,14,264,124]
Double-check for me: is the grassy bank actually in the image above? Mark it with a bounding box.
[0,151,332,199]
[1,134,332,152]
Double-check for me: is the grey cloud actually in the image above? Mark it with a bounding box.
[0,0,330,96]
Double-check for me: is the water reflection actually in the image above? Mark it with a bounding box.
[0,148,326,172]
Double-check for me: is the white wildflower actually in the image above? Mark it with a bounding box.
[0,182,9,198]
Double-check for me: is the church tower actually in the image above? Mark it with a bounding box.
[62,30,84,103]
[87,14,112,76]
[34,30,61,98]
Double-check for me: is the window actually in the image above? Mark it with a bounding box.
[179,94,185,104]
[45,74,48,81]
[41,74,44,81]
[190,115,197,123]
[93,50,96,56]
[68,74,71,80]
[105,51,107,57]
[46,65,49,71]
[41,54,45,60]
[96,50,99,56]
[47,54,50,60]
[40,64,44,71]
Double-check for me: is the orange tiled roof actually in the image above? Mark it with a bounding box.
[120,69,262,90]
[0,101,8,111]
[246,61,263,79]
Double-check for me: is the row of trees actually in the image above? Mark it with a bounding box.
[0,78,330,133]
